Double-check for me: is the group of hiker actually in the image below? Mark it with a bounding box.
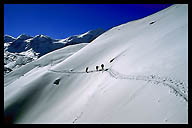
[86,64,104,73]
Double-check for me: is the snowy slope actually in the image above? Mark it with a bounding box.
[4,29,104,75]
[58,28,105,46]
[4,43,87,87]
[4,4,188,124]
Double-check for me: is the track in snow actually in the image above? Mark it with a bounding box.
[48,69,108,74]
[48,68,188,102]
[107,68,188,102]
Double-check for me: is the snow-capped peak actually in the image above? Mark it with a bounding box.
[32,34,52,42]
[4,35,16,43]
[17,34,32,40]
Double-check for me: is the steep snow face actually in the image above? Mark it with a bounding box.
[4,4,188,124]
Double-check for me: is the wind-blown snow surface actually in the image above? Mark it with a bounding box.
[4,4,188,124]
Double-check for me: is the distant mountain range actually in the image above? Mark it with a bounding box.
[4,28,105,75]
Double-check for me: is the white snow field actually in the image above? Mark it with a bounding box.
[4,4,188,124]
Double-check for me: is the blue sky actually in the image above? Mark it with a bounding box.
[4,4,172,39]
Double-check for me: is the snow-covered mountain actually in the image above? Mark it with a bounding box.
[4,50,39,75]
[6,28,105,56]
[4,35,16,43]
[4,4,188,124]
[4,29,105,75]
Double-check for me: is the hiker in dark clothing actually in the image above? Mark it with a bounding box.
[96,66,99,71]
[86,67,89,73]
[101,64,104,70]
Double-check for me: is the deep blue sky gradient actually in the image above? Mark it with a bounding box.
[4,4,172,39]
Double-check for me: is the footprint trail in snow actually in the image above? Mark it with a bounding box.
[48,68,188,102]
[107,68,188,102]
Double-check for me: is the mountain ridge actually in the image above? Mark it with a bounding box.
[4,28,105,75]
